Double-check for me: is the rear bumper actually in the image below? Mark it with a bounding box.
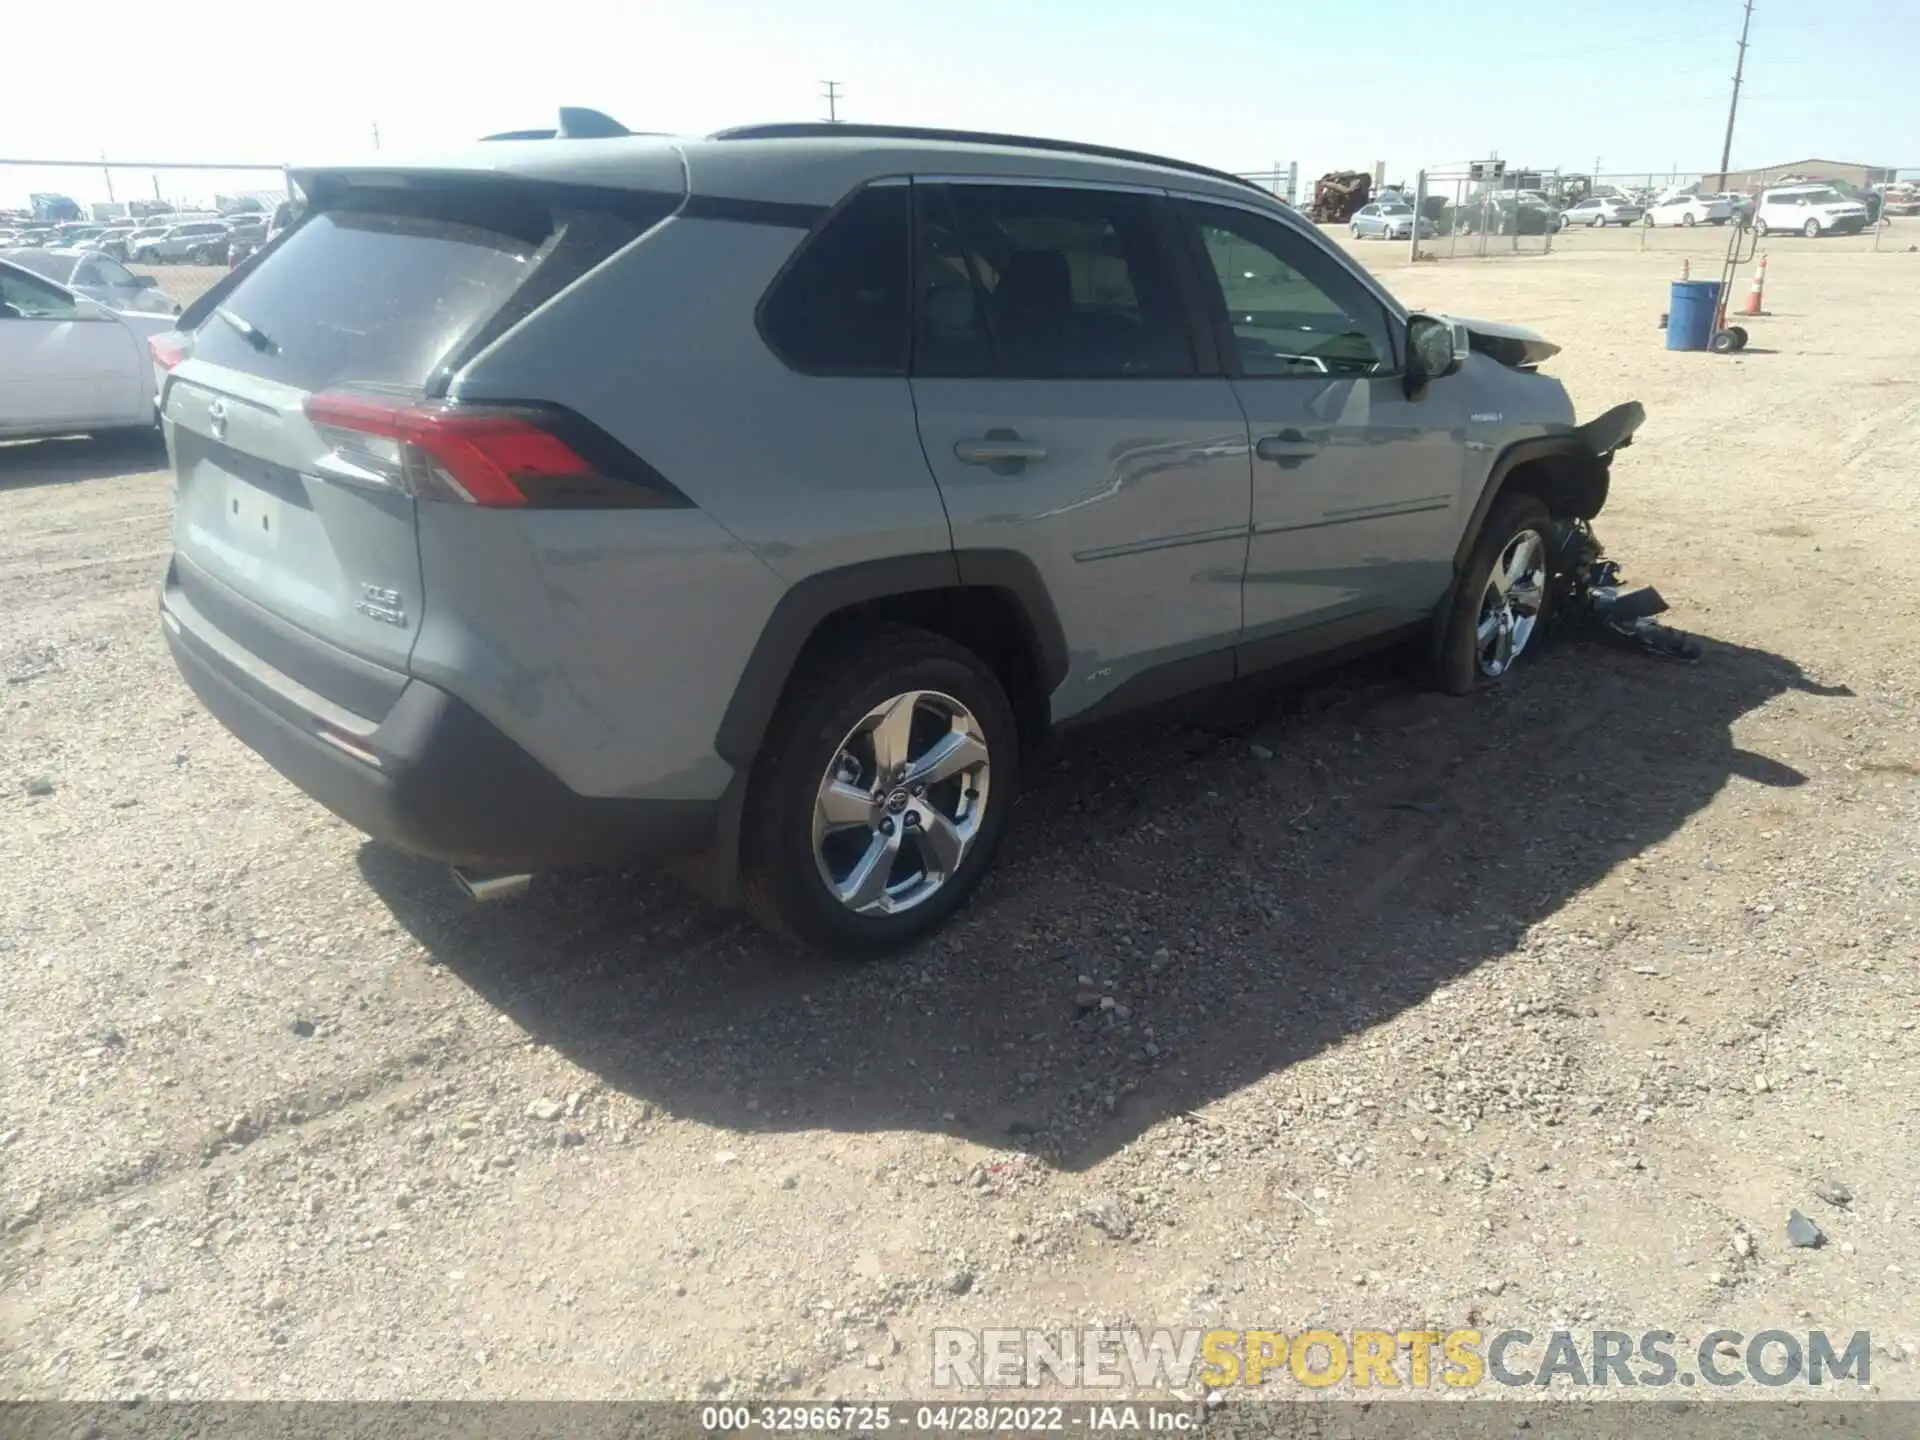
[160,561,718,872]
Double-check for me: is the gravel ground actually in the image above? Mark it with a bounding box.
[2,237,1917,1402]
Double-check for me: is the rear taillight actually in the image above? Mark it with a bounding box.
[150,332,187,372]
[304,391,615,508]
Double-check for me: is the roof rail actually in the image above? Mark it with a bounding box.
[708,122,1264,194]
[482,107,634,142]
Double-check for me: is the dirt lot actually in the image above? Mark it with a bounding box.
[2,236,1918,1403]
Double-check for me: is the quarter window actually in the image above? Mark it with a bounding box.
[759,184,910,375]
[913,183,1196,379]
[1182,200,1392,378]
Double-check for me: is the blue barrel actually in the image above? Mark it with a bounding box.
[1666,280,1722,350]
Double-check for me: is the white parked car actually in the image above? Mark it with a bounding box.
[1558,195,1643,228]
[4,248,183,315]
[1642,193,1732,227]
[0,257,177,440]
[1753,185,1869,238]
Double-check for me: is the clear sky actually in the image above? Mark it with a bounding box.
[4,0,1916,208]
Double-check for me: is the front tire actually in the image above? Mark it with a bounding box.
[1802,218,1821,238]
[1432,493,1554,696]
[741,626,1019,954]
[1754,218,1770,237]
[1682,211,1696,227]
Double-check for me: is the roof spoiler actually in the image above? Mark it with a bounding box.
[481,107,633,142]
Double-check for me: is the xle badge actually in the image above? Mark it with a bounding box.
[355,584,407,627]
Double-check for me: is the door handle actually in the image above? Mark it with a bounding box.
[1255,429,1322,463]
[954,434,1047,466]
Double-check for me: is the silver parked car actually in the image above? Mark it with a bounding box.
[156,113,1644,951]
[1349,201,1431,240]
[128,220,232,265]
[1558,195,1644,228]
[99,225,168,261]
[2,248,182,315]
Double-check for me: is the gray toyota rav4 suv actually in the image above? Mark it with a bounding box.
[157,114,1643,952]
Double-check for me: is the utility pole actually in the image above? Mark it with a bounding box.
[821,81,843,123]
[102,151,115,203]
[371,122,382,152]
[1716,0,1755,190]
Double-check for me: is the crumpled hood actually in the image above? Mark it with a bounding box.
[1441,313,1561,370]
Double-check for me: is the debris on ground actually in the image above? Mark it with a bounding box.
[1786,1210,1826,1248]
[1550,519,1704,661]
[1814,1179,1854,1208]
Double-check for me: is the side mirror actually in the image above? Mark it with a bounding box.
[73,296,113,321]
[131,274,157,288]
[1404,314,1468,398]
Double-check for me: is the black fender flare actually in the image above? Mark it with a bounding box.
[1451,401,1645,572]
[712,548,1069,770]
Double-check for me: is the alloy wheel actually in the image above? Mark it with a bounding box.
[811,689,991,916]
[1475,529,1547,677]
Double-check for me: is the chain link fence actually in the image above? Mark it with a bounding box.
[1408,167,1561,260]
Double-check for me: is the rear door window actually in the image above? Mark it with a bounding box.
[0,266,81,320]
[913,183,1197,379]
[188,185,573,394]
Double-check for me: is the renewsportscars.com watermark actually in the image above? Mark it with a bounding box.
[932,1328,1874,1391]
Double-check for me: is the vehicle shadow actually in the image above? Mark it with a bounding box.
[359,633,1846,1172]
[0,429,167,490]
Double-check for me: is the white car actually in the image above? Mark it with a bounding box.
[1754,185,1869,238]
[1642,194,1732,227]
[1558,195,1644,228]
[0,257,177,440]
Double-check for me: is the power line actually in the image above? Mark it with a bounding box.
[821,81,843,124]
[1715,0,1756,188]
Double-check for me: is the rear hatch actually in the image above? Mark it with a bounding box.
[164,181,568,676]
[163,167,680,692]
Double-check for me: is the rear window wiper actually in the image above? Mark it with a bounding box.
[214,306,277,354]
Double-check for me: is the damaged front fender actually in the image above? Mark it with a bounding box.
[1575,400,1646,460]
[1454,400,1646,570]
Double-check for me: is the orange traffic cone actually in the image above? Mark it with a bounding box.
[1743,252,1769,315]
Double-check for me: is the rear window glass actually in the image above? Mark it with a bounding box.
[4,251,79,283]
[189,188,555,394]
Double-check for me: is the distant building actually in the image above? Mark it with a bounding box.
[1716,158,1896,192]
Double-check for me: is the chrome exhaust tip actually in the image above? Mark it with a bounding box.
[451,869,533,904]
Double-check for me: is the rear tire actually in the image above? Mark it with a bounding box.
[1431,493,1555,696]
[741,626,1019,955]
[1754,218,1770,237]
